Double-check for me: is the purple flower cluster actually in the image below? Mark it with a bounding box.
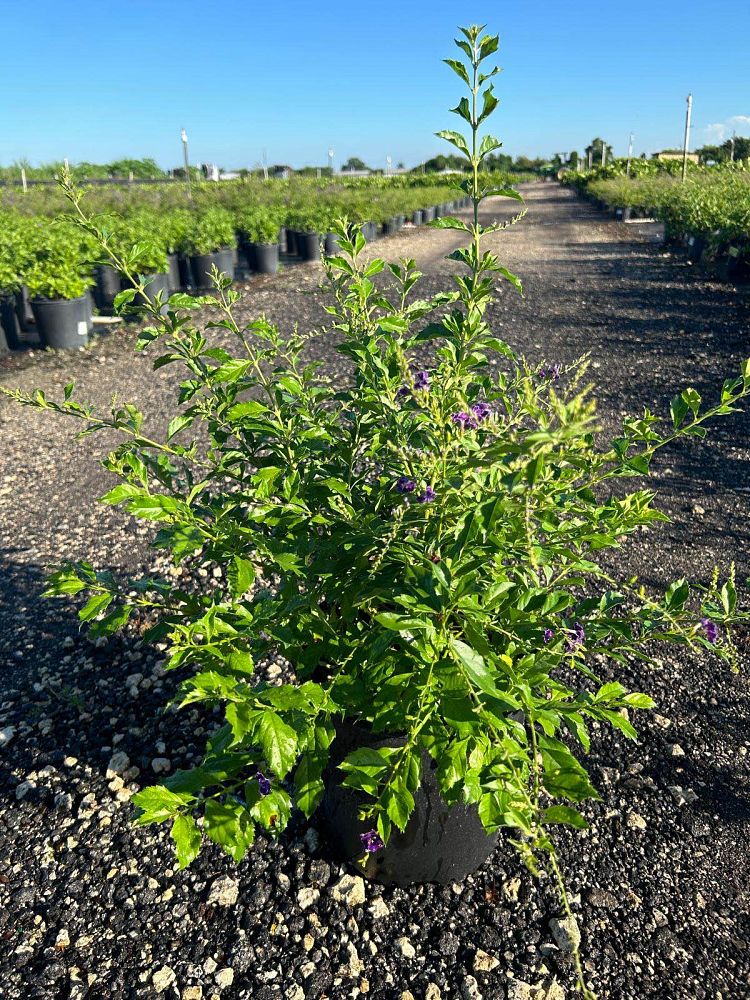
[539,364,562,380]
[701,618,719,644]
[566,622,586,652]
[360,829,385,853]
[397,369,430,400]
[451,402,492,430]
[543,628,555,643]
[418,486,437,504]
[451,411,479,431]
[255,771,272,796]
[396,476,417,494]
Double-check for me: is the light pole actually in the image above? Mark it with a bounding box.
[600,141,606,167]
[386,155,392,176]
[181,128,191,199]
[328,147,334,174]
[681,93,693,183]
[626,132,634,177]
[730,131,736,162]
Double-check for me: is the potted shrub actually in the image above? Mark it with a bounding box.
[185,207,236,288]
[287,207,326,261]
[5,32,750,999]
[237,208,282,274]
[24,227,93,349]
[161,209,193,291]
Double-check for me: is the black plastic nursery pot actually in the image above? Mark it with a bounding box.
[319,722,498,887]
[189,249,235,288]
[167,254,181,292]
[94,265,121,311]
[422,206,436,223]
[1,294,24,350]
[15,286,35,332]
[177,254,193,290]
[361,221,377,243]
[395,214,405,230]
[412,210,424,226]
[81,292,95,332]
[382,218,398,236]
[323,233,341,256]
[31,295,89,350]
[285,228,298,256]
[253,243,279,274]
[297,232,321,262]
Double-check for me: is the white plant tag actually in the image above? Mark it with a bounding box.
[77,321,88,336]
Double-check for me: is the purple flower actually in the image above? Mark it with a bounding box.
[360,829,385,853]
[701,618,719,644]
[451,411,478,431]
[414,370,430,390]
[396,386,410,399]
[470,401,492,421]
[417,486,436,503]
[540,364,562,380]
[543,628,554,643]
[396,476,417,494]
[566,622,586,652]
[255,771,271,796]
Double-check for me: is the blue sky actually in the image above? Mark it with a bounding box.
[2,0,748,170]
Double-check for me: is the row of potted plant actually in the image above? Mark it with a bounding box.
[0,182,481,350]
[562,164,750,282]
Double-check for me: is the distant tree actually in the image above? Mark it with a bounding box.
[584,137,613,166]
[567,150,580,169]
[341,156,369,171]
[396,161,405,170]
[514,155,545,171]
[697,136,750,163]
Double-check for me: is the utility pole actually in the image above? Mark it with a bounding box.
[587,148,593,170]
[626,132,634,177]
[262,149,268,181]
[601,141,606,167]
[180,128,192,199]
[681,93,693,182]
[730,130,736,162]
[386,155,392,176]
[21,167,27,193]
[328,147,334,174]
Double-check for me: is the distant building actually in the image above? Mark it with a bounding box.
[653,151,699,163]
[270,165,293,179]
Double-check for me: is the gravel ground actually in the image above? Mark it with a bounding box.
[1,183,749,1000]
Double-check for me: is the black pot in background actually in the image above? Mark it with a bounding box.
[253,243,279,274]
[382,218,398,236]
[412,210,424,226]
[0,294,23,350]
[189,248,235,288]
[395,214,405,230]
[433,204,442,219]
[95,265,121,312]
[688,236,707,262]
[361,221,377,242]
[286,229,298,255]
[319,722,498,886]
[15,286,35,332]
[324,233,340,256]
[81,291,95,332]
[31,295,89,350]
[167,254,181,292]
[297,232,320,261]
[240,239,257,272]
[133,272,171,316]
[177,254,193,290]
[422,206,436,223]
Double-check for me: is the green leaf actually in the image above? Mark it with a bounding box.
[435,129,470,157]
[594,682,627,703]
[113,288,136,311]
[258,712,298,779]
[78,591,113,622]
[443,57,470,86]
[449,638,502,698]
[227,399,270,420]
[228,555,255,599]
[294,755,326,818]
[621,693,656,710]
[478,87,499,123]
[479,134,503,158]
[430,216,470,232]
[204,799,255,862]
[171,814,202,869]
[166,413,194,440]
[542,805,588,829]
[132,785,193,825]
[212,359,252,383]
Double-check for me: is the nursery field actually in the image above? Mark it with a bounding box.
[1,184,749,1000]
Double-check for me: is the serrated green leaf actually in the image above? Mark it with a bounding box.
[204,799,255,862]
[258,712,298,779]
[171,813,202,868]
